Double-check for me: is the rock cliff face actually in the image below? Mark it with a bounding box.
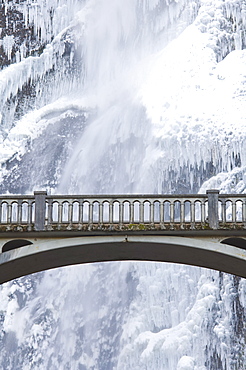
[0,1,245,369]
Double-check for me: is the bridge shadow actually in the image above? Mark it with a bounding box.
[221,237,246,250]
[2,239,33,252]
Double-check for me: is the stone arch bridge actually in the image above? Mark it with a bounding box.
[0,190,245,284]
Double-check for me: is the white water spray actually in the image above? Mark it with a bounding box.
[60,0,187,193]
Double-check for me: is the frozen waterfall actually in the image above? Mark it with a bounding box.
[0,0,245,369]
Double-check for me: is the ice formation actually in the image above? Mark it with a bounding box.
[0,0,245,369]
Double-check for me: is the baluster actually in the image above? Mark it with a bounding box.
[89,202,93,225]
[221,200,226,223]
[243,199,246,224]
[17,200,22,224]
[99,202,103,224]
[130,202,134,223]
[68,202,73,225]
[7,203,12,224]
[128,201,132,223]
[238,201,243,222]
[136,202,140,223]
[232,201,236,223]
[27,200,33,230]
[180,202,185,224]
[119,201,123,226]
[170,201,174,224]
[191,201,195,227]
[201,201,205,223]
[109,202,113,225]
[160,202,164,227]
[140,202,144,223]
[150,202,154,224]
[122,202,125,223]
[58,202,63,225]
[79,201,83,224]
[163,202,167,222]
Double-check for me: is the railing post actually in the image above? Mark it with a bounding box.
[34,191,47,231]
[207,190,219,229]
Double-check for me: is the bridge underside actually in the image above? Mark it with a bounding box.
[0,235,246,283]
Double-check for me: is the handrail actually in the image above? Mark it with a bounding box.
[0,190,245,231]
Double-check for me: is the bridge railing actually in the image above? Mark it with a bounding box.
[0,190,245,231]
[46,194,209,230]
[0,195,34,230]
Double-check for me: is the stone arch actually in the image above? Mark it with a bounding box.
[0,235,246,283]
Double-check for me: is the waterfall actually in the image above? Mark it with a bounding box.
[0,0,245,369]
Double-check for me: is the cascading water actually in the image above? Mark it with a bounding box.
[0,0,245,369]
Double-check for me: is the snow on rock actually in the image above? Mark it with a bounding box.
[117,265,224,369]
[138,22,246,192]
[199,166,246,194]
[0,26,78,129]
[3,0,83,47]
[177,356,195,370]
[0,97,87,165]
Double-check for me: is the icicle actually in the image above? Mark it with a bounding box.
[2,35,14,60]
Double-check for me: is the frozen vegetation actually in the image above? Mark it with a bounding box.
[0,0,245,369]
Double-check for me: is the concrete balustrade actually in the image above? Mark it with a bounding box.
[0,190,245,232]
[0,195,34,230]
